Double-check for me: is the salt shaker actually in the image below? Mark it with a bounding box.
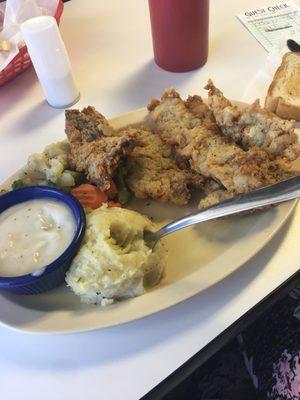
[21,16,79,108]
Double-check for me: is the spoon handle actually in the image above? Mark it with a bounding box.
[157,175,300,239]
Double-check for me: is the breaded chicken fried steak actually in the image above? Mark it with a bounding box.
[205,80,300,161]
[123,126,203,205]
[148,88,274,194]
[65,106,137,191]
[65,82,299,210]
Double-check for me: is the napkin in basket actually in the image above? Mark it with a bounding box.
[0,0,59,72]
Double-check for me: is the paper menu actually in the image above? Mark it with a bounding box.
[237,1,300,51]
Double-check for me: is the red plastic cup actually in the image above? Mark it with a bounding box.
[148,0,209,72]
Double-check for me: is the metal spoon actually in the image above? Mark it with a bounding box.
[144,174,300,249]
[287,39,300,52]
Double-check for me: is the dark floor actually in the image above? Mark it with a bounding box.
[162,286,300,400]
[164,338,257,400]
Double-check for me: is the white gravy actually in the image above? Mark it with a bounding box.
[0,199,76,277]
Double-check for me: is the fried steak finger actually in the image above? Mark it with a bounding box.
[186,91,299,207]
[65,107,136,190]
[205,79,300,161]
[148,88,270,194]
[124,126,204,206]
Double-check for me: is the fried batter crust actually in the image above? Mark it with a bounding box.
[124,126,203,205]
[148,88,271,194]
[205,79,300,161]
[185,93,298,207]
[65,107,136,190]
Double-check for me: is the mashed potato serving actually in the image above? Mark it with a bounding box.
[66,205,166,306]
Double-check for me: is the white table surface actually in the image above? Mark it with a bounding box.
[0,0,300,399]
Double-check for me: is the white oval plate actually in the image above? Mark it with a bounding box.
[0,103,298,334]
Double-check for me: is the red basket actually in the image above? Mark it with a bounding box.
[0,0,64,86]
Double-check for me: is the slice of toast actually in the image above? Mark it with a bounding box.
[265,52,300,121]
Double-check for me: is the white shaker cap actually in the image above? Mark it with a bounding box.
[21,16,79,108]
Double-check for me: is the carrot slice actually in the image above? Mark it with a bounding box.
[107,201,121,208]
[71,184,108,209]
[105,181,117,199]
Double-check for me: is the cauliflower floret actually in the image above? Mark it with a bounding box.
[46,158,65,182]
[25,153,50,182]
[22,141,77,189]
[57,171,77,187]
[44,141,70,166]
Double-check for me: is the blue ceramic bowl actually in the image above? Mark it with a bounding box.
[0,186,86,294]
